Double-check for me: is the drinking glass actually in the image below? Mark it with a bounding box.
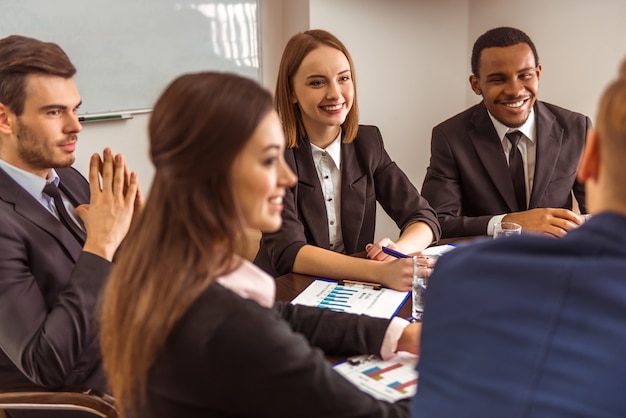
[412,254,439,321]
[493,222,522,239]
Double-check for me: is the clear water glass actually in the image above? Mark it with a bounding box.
[493,222,522,239]
[412,254,439,321]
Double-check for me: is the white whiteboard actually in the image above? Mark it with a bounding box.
[2,0,260,115]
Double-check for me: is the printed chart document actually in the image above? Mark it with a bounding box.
[291,280,409,319]
[334,353,419,402]
[422,243,456,256]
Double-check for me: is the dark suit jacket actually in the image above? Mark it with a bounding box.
[255,125,440,276]
[421,101,589,238]
[411,213,626,418]
[0,167,110,401]
[144,280,408,418]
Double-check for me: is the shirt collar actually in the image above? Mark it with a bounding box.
[310,129,342,170]
[0,159,58,200]
[488,107,536,143]
[217,258,276,308]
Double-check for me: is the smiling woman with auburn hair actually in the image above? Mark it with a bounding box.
[254,29,441,292]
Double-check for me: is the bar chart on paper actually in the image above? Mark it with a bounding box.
[334,353,419,402]
[318,283,358,310]
[290,280,409,318]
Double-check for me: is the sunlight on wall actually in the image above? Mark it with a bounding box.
[184,2,260,68]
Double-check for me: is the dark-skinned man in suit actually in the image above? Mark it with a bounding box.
[422,26,588,238]
[413,56,626,418]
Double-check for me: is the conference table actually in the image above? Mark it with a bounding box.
[275,271,411,320]
[274,270,414,367]
[273,237,482,319]
[272,239,481,375]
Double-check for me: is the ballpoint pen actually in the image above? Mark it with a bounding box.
[382,246,410,259]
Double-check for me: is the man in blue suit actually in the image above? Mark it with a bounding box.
[412,57,626,417]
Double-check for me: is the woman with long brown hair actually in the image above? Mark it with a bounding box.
[100,71,419,417]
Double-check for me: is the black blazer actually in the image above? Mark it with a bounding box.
[0,166,110,396]
[421,101,589,238]
[255,125,440,276]
[145,279,409,418]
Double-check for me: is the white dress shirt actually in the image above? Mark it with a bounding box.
[310,132,345,253]
[486,109,537,235]
[0,159,83,228]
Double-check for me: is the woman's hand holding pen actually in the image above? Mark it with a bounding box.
[364,241,414,291]
[373,258,414,292]
[365,238,399,261]
[367,222,435,261]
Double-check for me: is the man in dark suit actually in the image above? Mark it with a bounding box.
[421,27,588,238]
[411,57,626,417]
[0,35,141,417]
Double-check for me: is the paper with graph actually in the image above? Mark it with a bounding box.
[334,353,419,402]
[290,279,409,319]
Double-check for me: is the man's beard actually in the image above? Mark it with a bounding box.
[16,118,75,170]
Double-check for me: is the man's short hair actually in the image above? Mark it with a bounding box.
[0,35,76,116]
[471,27,540,76]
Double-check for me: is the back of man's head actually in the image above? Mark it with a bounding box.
[0,35,76,116]
[471,27,540,76]
[596,58,626,200]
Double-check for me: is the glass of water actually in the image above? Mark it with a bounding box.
[493,222,522,239]
[412,254,439,321]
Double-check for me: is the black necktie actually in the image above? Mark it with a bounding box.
[505,131,527,211]
[43,183,86,245]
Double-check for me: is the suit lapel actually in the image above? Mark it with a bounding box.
[0,168,83,261]
[468,104,519,211]
[529,102,562,208]
[292,143,331,248]
[340,141,367,254]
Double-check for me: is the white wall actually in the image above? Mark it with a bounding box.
[73,113,153,193]
[467,0,626,121]
[74,0,306,195]
[308,0,469,241]
[74,0,626,242]
[73,0,288,194]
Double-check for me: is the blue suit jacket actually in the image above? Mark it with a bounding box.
[412,213,626,418]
